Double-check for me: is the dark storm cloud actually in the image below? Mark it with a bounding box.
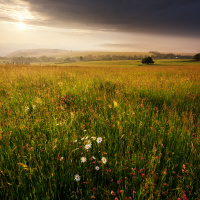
[21,0,200,36]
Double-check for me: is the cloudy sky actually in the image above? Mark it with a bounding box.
[0,0,200,55]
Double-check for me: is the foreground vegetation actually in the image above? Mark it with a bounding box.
[0,60,200,199]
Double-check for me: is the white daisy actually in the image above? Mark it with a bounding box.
[101,157,107,164]
[95,166,100,170]
[97,137,102,143]
[92,156,96,160]
[74,174,80,181]
[81,157,87,163]
[91,136,96,140]
[85,143,92,150]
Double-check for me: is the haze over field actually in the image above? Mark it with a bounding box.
[0,0,200,55]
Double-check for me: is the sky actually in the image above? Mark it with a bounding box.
[0,0,200,55]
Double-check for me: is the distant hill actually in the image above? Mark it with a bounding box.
[6,48,155,58]
[7,49,70,57]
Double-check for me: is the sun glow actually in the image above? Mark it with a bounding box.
[17,22,27,30]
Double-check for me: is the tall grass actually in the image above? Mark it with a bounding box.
[0,62,200,199]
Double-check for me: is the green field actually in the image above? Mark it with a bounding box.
[0,60,200,199]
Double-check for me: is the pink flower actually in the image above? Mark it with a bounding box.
[115,198,118,200]
[117,180,122,184]
[140,168,143,172]
[142,173,145,177]
[111,191,116,196]
[182,191,187,200]
[129,197,133,200]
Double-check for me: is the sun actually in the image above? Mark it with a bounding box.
[17,22,27,30]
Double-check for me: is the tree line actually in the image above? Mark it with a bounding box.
[0,52,198,65]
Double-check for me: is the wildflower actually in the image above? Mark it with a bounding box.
[117,180,122,184]
[74,174,80,181]
[115,198,118,200]
[81,157,87,163]
[25,106,29,111]
[108,169,112,172]
[111,191,116,196]
[85,143,92,150]
[60,157,64,161]
[92,156,96,160]
[91,136,96,140]
[74,140,77,143]
[91,196,95,199]
[129,198,132,200]
[142,173,145,177]
[164,183,167,186]
[97,137,102,143]
[95,166,100,170]
[84,130,87,132]
[33,105,36,109]
[101,157,107,164]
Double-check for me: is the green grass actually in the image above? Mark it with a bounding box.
[36,59,198,68]
[0,61,200,199]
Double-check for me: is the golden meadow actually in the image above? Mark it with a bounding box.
[0,60,200,199]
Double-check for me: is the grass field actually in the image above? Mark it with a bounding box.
[0,60,200,199]
[37,59,200,68]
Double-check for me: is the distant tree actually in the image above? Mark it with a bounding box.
[142,57,154,65]
[193,53,200,61]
